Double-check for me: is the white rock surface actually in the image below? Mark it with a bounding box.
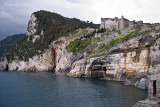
[8,49,54,71]
[26,14,38,36]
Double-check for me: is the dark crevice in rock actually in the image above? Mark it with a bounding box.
[52,47,57,71]
[5,64,9,71]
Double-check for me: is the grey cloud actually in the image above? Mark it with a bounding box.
[0,0,33,40]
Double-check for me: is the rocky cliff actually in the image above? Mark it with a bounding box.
[52,24,160,91]
[1,11,160,106]
[0,10,97,71]
[52,24,160,83]
[1,11,160,89]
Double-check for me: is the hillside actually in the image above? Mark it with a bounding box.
[1,10,160,82]
[5,10,99,62]
[0,34,25,58]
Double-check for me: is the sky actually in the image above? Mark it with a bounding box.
[0,0,160,40]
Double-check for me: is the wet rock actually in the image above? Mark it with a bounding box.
[124,80,132,85]
[137,78,148,89]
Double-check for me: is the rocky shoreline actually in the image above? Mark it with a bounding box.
[1,11,160,106]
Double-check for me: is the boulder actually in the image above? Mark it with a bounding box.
[137,78,148,89]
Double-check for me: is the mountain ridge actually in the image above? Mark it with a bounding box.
[0,34,25,58]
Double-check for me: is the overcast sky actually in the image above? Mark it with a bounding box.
[0,0,160,40]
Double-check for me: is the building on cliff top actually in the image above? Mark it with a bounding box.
[100,16,143,30]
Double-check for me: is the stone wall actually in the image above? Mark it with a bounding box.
[100,18,119,30]
[104,19,118,30]
[148,74,160,99]
[119,18,129,29]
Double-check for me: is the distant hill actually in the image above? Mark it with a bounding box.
[0,34,25,58]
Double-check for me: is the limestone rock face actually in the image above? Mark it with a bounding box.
[53,42,106,77]
[54,44,84,73]
[105,49,149,78]
[58,31,155,78]
[53,31,160,79]
[69,57,103,77]
[32,35,40,43]
[8,49,54,71]
[149,37,160,74]
[105,37,151,78]
[26,14,38,36]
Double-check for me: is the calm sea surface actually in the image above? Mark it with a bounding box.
[0,72,147,107]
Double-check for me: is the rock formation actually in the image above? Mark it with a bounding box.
[1,11,160,80]
[1,10,160,106]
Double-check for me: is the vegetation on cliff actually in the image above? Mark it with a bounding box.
[66,25,151,57]
[5,10,99,62]
[66,31,98,54]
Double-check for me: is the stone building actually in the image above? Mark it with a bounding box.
[137,20,143,25]
[100,16,129,30]
[134,74,160,106]
[100,17,119,30]
[148,73,160,99]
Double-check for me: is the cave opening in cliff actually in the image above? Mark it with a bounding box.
[6,64,9,71]
[153,80,156,96]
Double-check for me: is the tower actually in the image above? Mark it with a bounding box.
[121,15,124,19]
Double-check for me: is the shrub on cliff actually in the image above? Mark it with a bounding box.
[66,39,91,54]
[90,30,142,57]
